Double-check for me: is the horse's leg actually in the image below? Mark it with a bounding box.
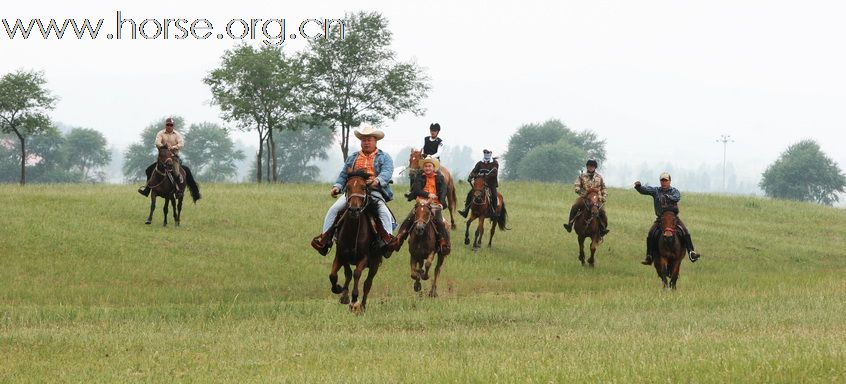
[448,184,457,230]
[175,195,182,227]
[410,252,422,293]
[656,257,669,288]
[162,194,169,227]
[670,249,683,290]
[474,214,485,249]
[340,264,352,304]
[146,194,156,225]
[577,234,586,265]
[423,248,435,280]
[488,217,496,247]
[329,255,343,294]
[359,258,381,312]
[464,215,475,245]
[588,234,598,267]
[429,252,445,298]
[350,256,367,311]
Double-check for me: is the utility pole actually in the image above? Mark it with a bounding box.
[717,134,733,191]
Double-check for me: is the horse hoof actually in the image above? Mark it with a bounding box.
[339,296,350,304]
[428,290,438,298]
[331,284,343,294]
[350,302,364,314]
[145,220,151,225]
[413,281,421,292]
[464,239,470,245]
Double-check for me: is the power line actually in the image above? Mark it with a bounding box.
[716,134,734,191]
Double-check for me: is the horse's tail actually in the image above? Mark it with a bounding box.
[183,165,202,203]
[497,200,509,231]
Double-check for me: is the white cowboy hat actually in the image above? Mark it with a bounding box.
[419,156,440,172]
[353,122,385,141]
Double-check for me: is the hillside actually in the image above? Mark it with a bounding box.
[1,183,845,382]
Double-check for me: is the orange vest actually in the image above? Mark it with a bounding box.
[423,173,440,204]
[352,150,377,176]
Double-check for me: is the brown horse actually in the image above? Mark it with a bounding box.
[407,199,447,297]
[145,145,200,226]
[654,210,686,289]
[328,170,385,313]
[464,175,508,250]
[571,188,604,267]
[408,149,458,229]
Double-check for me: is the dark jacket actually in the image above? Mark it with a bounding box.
[470,160,498,187]
[408,171,448,208]
[635,184,681,217]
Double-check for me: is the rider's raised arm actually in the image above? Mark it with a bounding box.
[375,152,394,189]
[635,183,657,196]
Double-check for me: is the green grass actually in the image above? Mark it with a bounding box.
[1,182,845,383]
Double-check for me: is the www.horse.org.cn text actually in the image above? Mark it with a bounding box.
[1,10,347,46]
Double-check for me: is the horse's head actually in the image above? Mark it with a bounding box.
[345,169,372,218]
[472,176,487,204]
[413,199,432,235]
[583,188,602,217]
[157,145,174,169]
[409,149,422,171]
[660,210,678,243]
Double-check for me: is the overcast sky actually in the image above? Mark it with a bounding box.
[3,0,845,189]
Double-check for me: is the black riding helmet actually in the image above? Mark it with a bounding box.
[586,159,598,168]
[429,123,441,131]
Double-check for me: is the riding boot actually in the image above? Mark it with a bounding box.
[641,235,654,265]
[310,230,335,256]
[489,187,499,218]
[685,234,700,262]
[137,184,151,197]
[388,213,414,251]
[376,226,396,258]
[458,191,472,218]
[435,215,451,256]
[599,210,610,236]
[563,205,578,232]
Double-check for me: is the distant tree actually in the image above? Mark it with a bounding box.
[205,44,305,183]
[0,70,58,185]
[181,122,245,182]
[274,118,333,182]
[62,127,111,182]
[503,119,606,181]
[760,140,846,205]
[122,116,185,182]
[439,145,475,181]
[305,11,430,159]
[515,142,586,183]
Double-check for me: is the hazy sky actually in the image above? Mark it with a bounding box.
[3,0,845,188]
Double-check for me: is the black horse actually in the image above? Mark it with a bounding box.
[144,145,200,226]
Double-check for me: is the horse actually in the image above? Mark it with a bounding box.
[328,170,386,313]
[145,145,200,226]
[407,199,447,297]
[464,175,508,250]
[653,210,686,289]
[408,149,458,229]
[571,188,604,267]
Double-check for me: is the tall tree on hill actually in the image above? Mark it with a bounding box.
[304,11,430,159]
[760,139,845,206]
[503,119,606,182]
[0,70,58,185]
[205,44,305,183]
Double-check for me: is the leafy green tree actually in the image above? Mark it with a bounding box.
[122,116,185,182]
[205,44,305,183]
[62,127,111,182]
[257,118,333,182]
[305,11,430,159]
[515,142,586,183]
[0,70,58,184]
[503,119,606,181]
[181,122,245,182]
[760,140,846,205]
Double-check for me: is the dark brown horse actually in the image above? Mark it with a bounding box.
[407,199,447,297]
[571,188,604,267]
[654,210,686,289]
[464,175,508,250]
[145,145,200,226]
[408,149,458,229]
[328,170,385,313]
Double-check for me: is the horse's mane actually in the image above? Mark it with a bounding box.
[347,169,372,180]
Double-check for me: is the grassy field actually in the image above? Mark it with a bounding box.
[1,182,845,383]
